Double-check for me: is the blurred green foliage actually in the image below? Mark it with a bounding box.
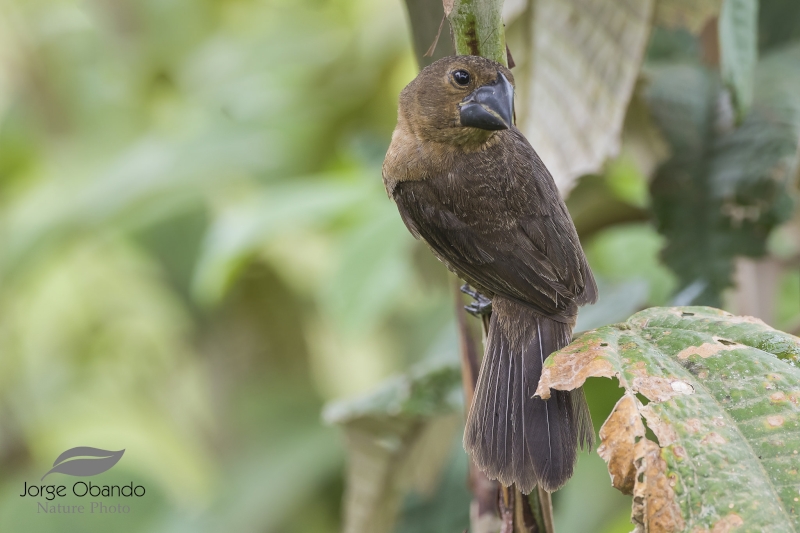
[0,0,797,533]
[0,0,416,531]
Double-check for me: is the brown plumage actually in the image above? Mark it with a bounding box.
[382,55,597,493]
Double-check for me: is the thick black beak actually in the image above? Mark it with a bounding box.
[459,73,514,131]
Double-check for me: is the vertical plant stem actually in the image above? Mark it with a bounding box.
[455,281,480,403]
[455,281,502,533]
[499,485,515,532]
[533,488,554,532]
[446,1,553,531]
[404,1,553,531]
[446,0,508,65]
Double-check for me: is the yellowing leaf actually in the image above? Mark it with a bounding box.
[518,0,655,193]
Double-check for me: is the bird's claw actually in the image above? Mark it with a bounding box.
[465,300,492,317]
[460,284,492,317]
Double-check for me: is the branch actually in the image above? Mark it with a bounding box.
[454,280,503,532]
[444,1,552,531]
[446,0,508,66]
[405,1,553,530]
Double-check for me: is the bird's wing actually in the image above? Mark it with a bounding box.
[390,132,596,318]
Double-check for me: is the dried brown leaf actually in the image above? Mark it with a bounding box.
[442,0,455,17]
[640,406,679,447]
[598,394,645,494]
[536,339,617,399]
[632,439,685,533]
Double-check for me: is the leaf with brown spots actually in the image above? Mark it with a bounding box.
[542,306,800,532]
[632,439,685,533]
[598,394,645,495]
[640,405,679,447]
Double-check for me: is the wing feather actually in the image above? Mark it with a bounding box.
[391,129,596,317]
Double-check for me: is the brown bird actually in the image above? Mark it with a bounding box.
[382,55,597,493]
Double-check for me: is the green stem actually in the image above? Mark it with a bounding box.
[447,0,508,65]
[449,4,554,532]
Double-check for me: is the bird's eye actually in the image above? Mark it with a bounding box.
[453,69,471,86]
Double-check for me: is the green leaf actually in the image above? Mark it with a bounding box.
[393,436,471,533]
[510,0,655,193]
[324,362,462,432]
[758,0,800,52]
[191,177,373,304]
[322,204,416,335]
[575,279,650,332]
[553,450,634,533]
[584,223,678,307]
[324,363,463,533]
[719,0,758,120]
[646,43,800,305]
[539,306,800,532]
[155,426,344,533]
[0,131,271,282]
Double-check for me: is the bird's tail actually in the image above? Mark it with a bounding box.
[463,296,593,493]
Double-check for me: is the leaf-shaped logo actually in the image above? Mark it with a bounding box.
[41,447,125,480]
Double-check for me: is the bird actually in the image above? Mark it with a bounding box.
[382,55,597,493]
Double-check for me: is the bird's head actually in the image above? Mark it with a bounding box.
[398,55,515,146]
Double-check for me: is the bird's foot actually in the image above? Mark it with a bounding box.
[460,284,492,317]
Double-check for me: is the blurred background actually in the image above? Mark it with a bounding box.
[0,0,797,532]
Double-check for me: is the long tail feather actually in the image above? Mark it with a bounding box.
[464,296,593,493]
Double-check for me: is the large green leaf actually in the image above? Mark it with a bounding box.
[191,177,374,304]
[322,203,416,336]
[646,63,732,306]
[538,306,800,532]
[646,43,800,306]
[507,0,655,193]
[323,363,463,533]
[393,436,471,533]
[719,0,758,119]
[758,0,800,52]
